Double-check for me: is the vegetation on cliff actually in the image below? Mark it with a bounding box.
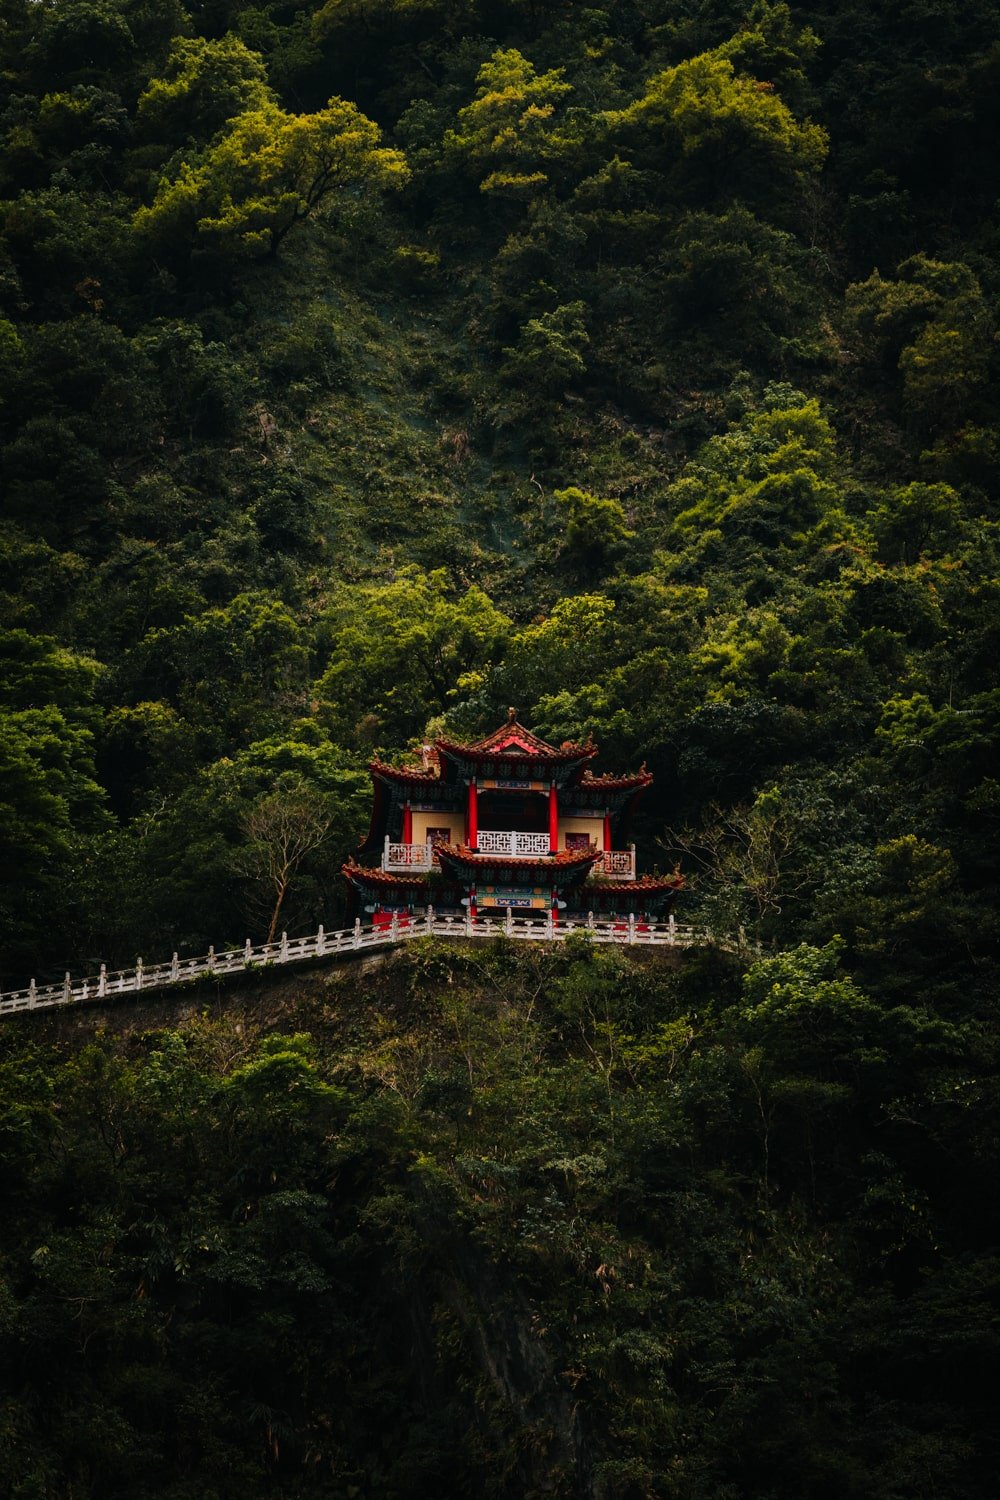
[2,937,997,1497]
[1,0,999,1491]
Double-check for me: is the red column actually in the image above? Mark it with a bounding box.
[603,813,612,852]
[402,803,412,845]
[549,782,559,854]
[467,780,478,849]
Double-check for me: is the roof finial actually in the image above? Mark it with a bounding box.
[507,705,518,723]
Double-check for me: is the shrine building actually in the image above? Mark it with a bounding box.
[343,713,683,926]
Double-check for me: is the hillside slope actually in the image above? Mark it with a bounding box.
[1,936,997,1498]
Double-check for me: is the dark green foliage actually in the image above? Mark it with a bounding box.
[1,0,1000,1489]
[0,940,996,1497]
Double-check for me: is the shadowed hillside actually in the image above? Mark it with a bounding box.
[2,936,997,1497]
[1,0,999,1492]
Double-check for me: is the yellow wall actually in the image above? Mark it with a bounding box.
[411,809,459,846]
[557,814,603,850]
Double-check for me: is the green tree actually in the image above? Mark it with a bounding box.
[315,566,511,747]
[500,301,589,394]
[136,34,272,148]
[232,776,338,942]
[608,47,827,202]
[554,486,634,574]
[444,47,575,199]
[134,96,408,258]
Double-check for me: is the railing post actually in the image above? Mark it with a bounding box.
[426,904,434,934]
[207,946,215,972]
[28,978,37,1008]
[628,913,636,945]
[505,904,513,936]
[547,908,555,939]
[279,932,288,961]
[317,924,326,955]
[384,834,390,870]
[353,918,361,949]
[135,959,143,991]
[171,952,179,980]
[587,910,594,930]
[390,911,399,943]
[244,938,252,964]
[668,912,676,946]
[64,971,72,1002]
[465,906,473,937]
[98,964,107,997]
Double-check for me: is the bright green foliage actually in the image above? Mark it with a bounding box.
[445,48,574,197]
[0,707,106,966]
[135,96,408,257]
[670,391,840,539]
[315,566,512,746]
[482,593,616,715]
[608,49,827,188]
[847,255,993,431]
[868,481,965,563]
[500,301,589,394]
[718,1,823,104]
[553,486,633,572]
[1,0,1000,1488]
[137,35,272,146]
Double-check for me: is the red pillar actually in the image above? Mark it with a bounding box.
[402,802,412,845]
[603,813,612,852]
[549,782,559,854]
[467,780,478,849]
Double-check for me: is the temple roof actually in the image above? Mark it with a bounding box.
[461,714,590,758]
[369,759,441,787]
[434,842,601,883]
[435,735,596,771]
[342,859,432,891]
[356,714,654,857]
[578,767,652,792]
[594,873,685,892]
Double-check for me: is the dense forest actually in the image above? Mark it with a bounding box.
[1,0,999,1493]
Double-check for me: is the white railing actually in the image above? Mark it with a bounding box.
[593,846,636,880]
[0,909,744,1021]
[476,830,552,857]
[383,838,434,871]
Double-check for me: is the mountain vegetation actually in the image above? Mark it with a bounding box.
[0,0,998,1493]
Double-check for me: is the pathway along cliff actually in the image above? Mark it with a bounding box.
[0,909,745,1023]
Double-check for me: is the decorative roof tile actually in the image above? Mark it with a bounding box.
[342,860,433,891]
[369,759,440,785]
[433,843,601,878]
[592,873,686,892]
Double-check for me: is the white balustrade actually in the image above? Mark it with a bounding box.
[593,846,636,880]
[476,830,551,857]
[0,909,745,1020]
[383,837,434,871]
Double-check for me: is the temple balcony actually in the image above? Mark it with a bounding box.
[591,846,636,881]
[383,839,435,872]
[382,834,637,879]
[475,830,551,857]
